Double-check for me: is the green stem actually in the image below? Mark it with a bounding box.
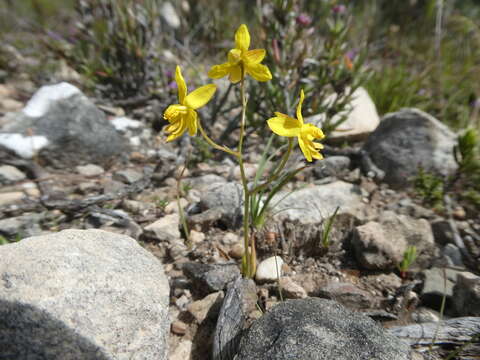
[197,120,239,157]
[249,138,294,196]
[237,65,254,278]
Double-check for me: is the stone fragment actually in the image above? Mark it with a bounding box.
[452,272,480,316]
[183,262,240,295]
[0,165,26,184]
[144,213,180,242]
[255,256,284,282]
[75,164,105,177]
[186,291,224,324]
[279,277,307,299]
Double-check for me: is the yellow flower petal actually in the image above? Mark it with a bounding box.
[175,66,187,104]
[298,136,312,162]
[164,104,187,123]
[296,90,305,123]
[267,113,302,137]
[208,63,231,79]
[235,24,250,52]
[187,109,198,136]
[244,49,266,64]
[302,123,325,140]
[184,84,217,110]
[246,63,272,82]
[228,49,242,64]
[165,114,188,142]
[229,65,243,83]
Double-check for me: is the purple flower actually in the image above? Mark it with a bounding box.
[332,4,346,14]
[168,81,177,90]
[296,14,312,27]
[345,49,357,61]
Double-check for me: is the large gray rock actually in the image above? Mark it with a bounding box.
[0,82,125,168]
[363,108,457,188]
[0,229,169,360]
[352,211,436,270]
[272,181,364,225]
[236,298,411,360]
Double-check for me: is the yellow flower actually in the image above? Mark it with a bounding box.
[208,24,272,83]
[267,90,325,162]
[164,66,216,142]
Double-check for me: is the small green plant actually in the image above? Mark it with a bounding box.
[0,235,9,246]
[413,167,444,209]
[321,206,340,250]
[398,245,417,279]
[155,198,169,210]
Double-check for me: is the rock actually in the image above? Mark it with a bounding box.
[122,200,155,215]
[363,108,457,188]
[160,2,180,29]
[0,191,24,207]
[113,169,143,184]
[255,256,284,282]
[0,98,23,112]
[352,211,435,270]
[171,320,188,336]
[318,282,373,310]
[75,164,105,177]
[442,243,464,267]
[236,298,411,360]
[272,181,364,225]
[199,182,243,227]
[0,82,125,168]
[313,155,351,179]
[411,307,440,323]
[0,165,26,184]
[186,291,224,324]
[0,229,169,360]
[189,230,205,244]
[0,213,43,238]
[190,174,226,191]
[164,198,188,214]
[421,267,464,310]
[278,277,307,299]
[452,272,480,316]
[111,117,142,132]
[144,213,180,242]
[309,87,380,142]
[169,340,192,360]
[183,262,240,295]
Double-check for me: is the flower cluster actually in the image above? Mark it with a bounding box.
[163,24,325,162]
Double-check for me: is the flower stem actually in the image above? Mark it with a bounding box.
[237,65,255,278]
[198,120,239,157]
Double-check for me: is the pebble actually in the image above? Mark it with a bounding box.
[189,230,205,244]
[186,291,224,324]
[113,169,143,184]
[229,243,244,259]
[279,277,307,299]
[171,320,188,335]
[164,198,188,214]
[144,213,180,242]
[75,164,105,177]
[0,191,24,207]
[255,256,284,282]
[0,165,26,184]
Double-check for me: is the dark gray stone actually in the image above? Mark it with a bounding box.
[199,182,243,228]
[183,262,240,295]
[313,155,351,179]
[236,298,411,360]
[0,83,125,168]
[363,108,457,188]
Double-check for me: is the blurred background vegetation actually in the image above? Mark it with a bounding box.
[1,0,479,130]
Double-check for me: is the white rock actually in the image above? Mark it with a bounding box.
[23,82,80,117]
[164,198,188,214]
[255,256,284,282]
[308,87,379,142]
[0,133,49,158]
[0,192,24,207]
[0,165,26,183]
[161,2,180,29]
[170,340,192,360]
[111,116,142,132]
[144,213,180,242]
[75,164,105,177]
